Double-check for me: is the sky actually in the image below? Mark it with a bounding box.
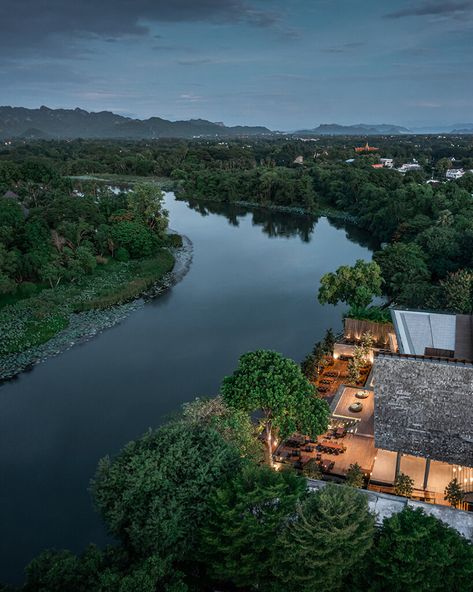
[0,0,472,129]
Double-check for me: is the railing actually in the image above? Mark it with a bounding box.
[374,349,473,366]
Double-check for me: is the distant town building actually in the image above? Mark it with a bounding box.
[293,155,304,165]
[345,158,355,164]
[371,164,384,169]
[397,162,422,174]
[380,158,394,168]
[355,142,379,153]
[446,168,465,180]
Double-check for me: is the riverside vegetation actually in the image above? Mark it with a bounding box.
[0,163,178,367]
[3,350,472,592]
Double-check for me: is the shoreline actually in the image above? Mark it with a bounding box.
[0,236,193,383]
[178,194,359,225]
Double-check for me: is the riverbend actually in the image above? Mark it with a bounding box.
[0,193,376,583]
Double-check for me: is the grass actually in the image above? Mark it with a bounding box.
[0,249,175,356]
[68,173,175,188]
[74,252,174,311]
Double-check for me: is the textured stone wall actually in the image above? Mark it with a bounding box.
[374,355,473,467]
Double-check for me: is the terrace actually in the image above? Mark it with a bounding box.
[315,357,372,403]
[276,308,473,511]
[274,427,377,479]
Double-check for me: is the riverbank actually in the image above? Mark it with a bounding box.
[176,193,359,225]
[0,237,193,382]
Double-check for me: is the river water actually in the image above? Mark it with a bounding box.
[0,194,376,583]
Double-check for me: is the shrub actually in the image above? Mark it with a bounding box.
[110,220,155,258]
[17,281,39,298]
[114,247,130,262]
[166,233,183,248]
[394,472,414,498]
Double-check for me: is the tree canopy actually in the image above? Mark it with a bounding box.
[199,462,305,590]
[366,508,473,592]
[318,259,383,309]
[221,350,330,464]
[273,484,375,592]
[91,422,241,569]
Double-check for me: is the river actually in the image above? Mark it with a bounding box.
[0,193,376,584]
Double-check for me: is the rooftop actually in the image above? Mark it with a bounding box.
[391,308,473,361]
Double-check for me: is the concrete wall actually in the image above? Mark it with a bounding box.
[308,479,473,541]
[373,354,473,467]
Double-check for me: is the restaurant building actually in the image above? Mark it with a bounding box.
[371,309,473,498]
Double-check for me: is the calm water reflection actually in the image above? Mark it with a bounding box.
[0,194,375,583]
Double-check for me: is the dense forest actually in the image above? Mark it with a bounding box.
[2,135,473,316]
[0,158,174,358]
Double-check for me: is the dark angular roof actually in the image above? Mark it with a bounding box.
[2,190,19,199]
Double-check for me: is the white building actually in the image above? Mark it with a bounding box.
[446,168,465,180]
[380,158,394,168]
[397,162,422,174]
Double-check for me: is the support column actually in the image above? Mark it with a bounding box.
[395,451,402,479]
[423,458,431,491]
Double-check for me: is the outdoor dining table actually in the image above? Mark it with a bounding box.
[321,459,334,472]
[320,440,345,451]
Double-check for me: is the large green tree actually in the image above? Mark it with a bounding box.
[366,508,473,592]
[127,183,168,236]
[318,259,383,309]
[180,396,264,462]
[199,462,305,590]
[221,350,330,465]
[273,484,375,592]
[91,423,241,570]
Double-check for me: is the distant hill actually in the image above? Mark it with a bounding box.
[295,123,411,136]
[0,106,273,139]
[450,124,473,134]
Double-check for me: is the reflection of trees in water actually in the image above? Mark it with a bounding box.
[251,209,316,243]
[184,198,315,241]
[182,198,374,248]
[184,199,244,226]
[327,217,380,251]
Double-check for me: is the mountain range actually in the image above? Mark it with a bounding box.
[0,106,472,139]
[295,123,411,136]
[0,106,272,140]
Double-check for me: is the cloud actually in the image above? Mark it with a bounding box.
[386,1,473,19]
[0,0,280,58]
[178,92,205,103]
[177,58,218,66]
[321,42,365,53]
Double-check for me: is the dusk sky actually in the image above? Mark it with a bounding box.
[1,0,472,129]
